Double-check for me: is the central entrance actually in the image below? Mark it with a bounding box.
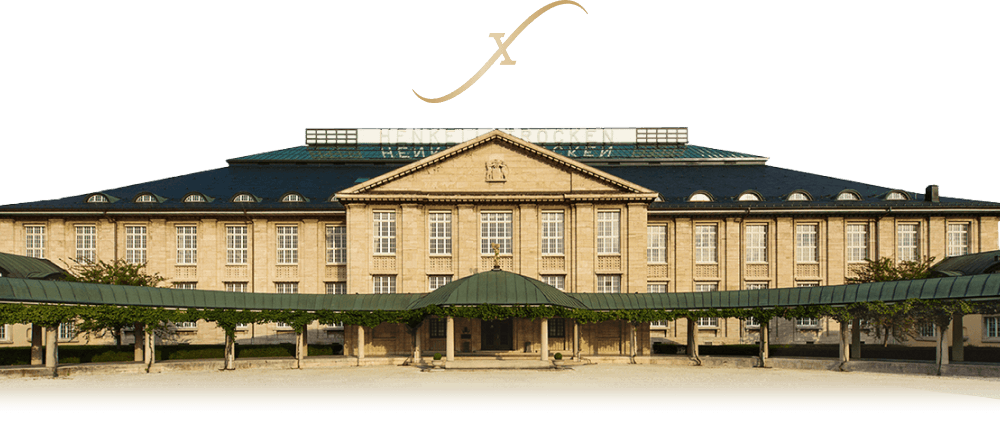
[480,318,514,351]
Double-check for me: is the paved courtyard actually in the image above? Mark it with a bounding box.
[2,364,997,433]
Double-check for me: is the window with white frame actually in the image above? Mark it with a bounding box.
[695,225,718,263]
[919,322,936,338]
[886,191,907,200]
[373,275,396,294]
[897,223,920,262]
[429,275,452,291]
[429,212,452,255]
[325,282,346,294]
[184,194,206,203]
[695,283,719,327]
[739,193,761,201]
[648,284,667,327]
[596,275,621,293]
[480,212,512,254]
[985,316,999,339]
[25,225,45,259]
[947,223,969,257]
[788,192,810,201]
[689,193,712,202]
[597,211,620,254]
[795,224,818,263]
[744,283,767,328]
[125,226,147,264]
[542,275,565,291]
[373,212,397,254]
[222,226,247,264]
[745,225,767,263]
[233,193,255,203]
[174,282,197,290]
[282,193,304,202]
[846,223,869,263]
[58,322,76,341]
[88,194,108,203]
[276,282,298,294]
[795,282,819,327]
[647,225,666,263]
[176,226,197,264]
[136,194,157,203]
[541,212,564,255]
[277,226,298,264]
[174,320,198,330]
[0,324,8,341]
[836,191,860,201]
[75,225,97,264]
[326,225,347,264]
[225,282,247,293]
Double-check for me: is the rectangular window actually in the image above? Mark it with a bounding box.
[647,283,667,293]
[695,283,718,327]
[542,275,565,291]
[695,225,718,263]
[647,225,666,263]
[58,322,76,341]
[276,226,299,264]
[174,282,197,290]
[795,282,819,327]
[596,275,621,293]
[481,212,512,254]
[373,212,397,254]
[225,282,247,292]
[846,223,869,263]
[0,324,8,341]
[597,211,621,254]
[897,223,920,262]
[947,223,970,257]
[796,224,818,263]
[125,226,147,264]
[429,318,447,339]
[75,225,97,264]
[429,275,452,291]
[744,283,767,328]
[174,321,198,330]
[176,226,197,264]
[985,317,999,339]
[325,282,346,295]
[373,275,396,294]
[226,226,248,265]
[326,225,347,264]
[429,212,452,255]
[919,322,936,338]
[276,282,298,294]
[745,225,767,263]
[25,225,45,259]
[548,318,566,338]
[541,212,565,255]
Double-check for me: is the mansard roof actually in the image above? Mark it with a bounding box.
[1,129,998,213]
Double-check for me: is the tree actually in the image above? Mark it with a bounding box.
[847,257,935,346]
[65,260,166,346]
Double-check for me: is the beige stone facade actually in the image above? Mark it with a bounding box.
[2,129,999,354]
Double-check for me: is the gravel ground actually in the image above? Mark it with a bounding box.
[2,365,998,432]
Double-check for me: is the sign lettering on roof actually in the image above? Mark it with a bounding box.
[305,128,688,146]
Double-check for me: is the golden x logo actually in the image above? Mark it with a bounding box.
[412,1,588,103]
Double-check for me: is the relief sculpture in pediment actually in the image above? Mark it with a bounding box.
[486,155,507,182]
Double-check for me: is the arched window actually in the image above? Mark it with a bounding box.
[688,193,713,202]
[738,192,761,201]
[87,194,107,203]
[836,191,861,201]
[135,194,157,203]
[184,194,206,203]
[787,191,811,201]
[233,193,255,203]
[282,193,304,203]
[886,191,908,200]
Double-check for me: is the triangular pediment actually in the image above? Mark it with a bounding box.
[337,130,657,201]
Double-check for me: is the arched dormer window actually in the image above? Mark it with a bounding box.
[738,192,762,201]
[787,191,812,201]
[184,194,207,203]
[688,192,713,202]
[232,193,256,203]
[885,191,908,201]
[281,193,304,203]
[836,191,861,201]
[135,194,157,203]
[87,194,108,203]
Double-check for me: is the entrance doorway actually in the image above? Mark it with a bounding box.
[480,319,513,351]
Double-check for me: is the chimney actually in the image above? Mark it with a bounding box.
[925,185,939,203]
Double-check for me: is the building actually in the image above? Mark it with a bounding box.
[1,128,998,354]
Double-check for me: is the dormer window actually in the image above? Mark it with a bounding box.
[184,194,206,203]
[738,192,761,201]
[233,193,255,203]
[886,191,908,201]
[688,192,713,202]
[135,194,157,203]
[787,191,811,201]
[87,194,108,203]
[282,193,304,203]
[836,191,861,201]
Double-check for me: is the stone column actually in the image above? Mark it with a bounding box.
[224,333,236,370]
[357,326,365,360]
[573,321,580,361]
[540,319,549,361]
[838,320,850,364]
[30,324,43,365]
[686,317,699,358]
[143,330,155,369]
[413,324,422,364]
[446,316,455,362]
[759,321,769,365]
[952,313,964,362]
[44,326,58,373]
[134,322,145,362]
[295,325,307,369]
[935,323,949,371]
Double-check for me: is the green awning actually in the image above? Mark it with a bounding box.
[0,252,68,280]
[407,269,587,310]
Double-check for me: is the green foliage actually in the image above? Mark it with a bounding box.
[65,259,167,287]
[846,257,936,345]
[553,352,563,360]
[433,352,442,361]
